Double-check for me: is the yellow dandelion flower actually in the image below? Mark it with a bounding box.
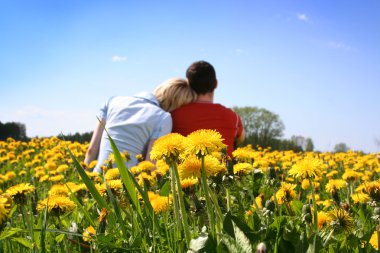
[135,154,144,162]
[232,145,255,162]
[85,171,101,178]
[18,170,27,176]
[48,175,64,182]
[57,164,69,173]
[288,157,323,180]
[301,179,310,190]
[178,155,226,179]
[6,183,35,204]
[48,184,69,196]
[137,172,156,187]
[87,160,98,170]
[342,170,362,182]
[180,177,199,189]
[105,168,120,180]
[137,161,156,172]
[233,163,254,175]
[351,192,370,204]
[210,151,222,160]
[83,226,96,242]
[98,180,123,196]
[318,211,328,229]
[0,194,12,225]
[185,129,226,157]
[370,230,378,250]
[98,208,108,222]
[45,161,57,171]
[364,180,380,201]
[66,183,87,194]
[155,160,169,176]
[4,171,16,181]
[322,199,334,210]
[325,179,347,193]
[276,182,297,205]
[39,175,49,182]
[326,208,354,234]
[150,133,186,161]
[252,194,264,210]
[130,165,141,175]
[148,191,171,214]
[37,196,76,215]
[326,170,338,179]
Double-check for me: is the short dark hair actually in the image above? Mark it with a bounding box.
[186,61,217,94]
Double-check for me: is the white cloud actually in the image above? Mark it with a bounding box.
[297,13,309,22]
[327,41,351,51]
[112,55,127,62]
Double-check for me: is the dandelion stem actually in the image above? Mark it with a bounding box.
[169,164,181,240]
[171,161,191,246]
[309,178,318,253]
[226,188,231,212]
[200,156,216,239]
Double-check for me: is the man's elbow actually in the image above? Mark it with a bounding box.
[235,131,246,145]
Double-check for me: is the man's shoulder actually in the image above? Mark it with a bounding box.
[172,102,237,116]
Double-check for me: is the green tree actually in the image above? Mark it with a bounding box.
[305,138,314,151]
[233,106,285,148]
[334,142,349,153]
[0,121,27,141]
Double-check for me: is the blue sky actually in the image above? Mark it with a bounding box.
[1,0,379,152]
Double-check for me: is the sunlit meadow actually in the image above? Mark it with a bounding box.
[0,130,380,252]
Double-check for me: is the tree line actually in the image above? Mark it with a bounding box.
[233,107,315,152]
[0,121,93,143]
[0,121,27,141]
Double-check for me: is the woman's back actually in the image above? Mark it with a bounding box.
[96,92,172,171]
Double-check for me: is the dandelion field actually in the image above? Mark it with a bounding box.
[1,131,380,252]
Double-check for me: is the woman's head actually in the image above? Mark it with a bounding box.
[154,78,197,112]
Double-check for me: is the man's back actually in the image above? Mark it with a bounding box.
[171,102,243,155]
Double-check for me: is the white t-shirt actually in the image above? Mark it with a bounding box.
[94,92,172,172]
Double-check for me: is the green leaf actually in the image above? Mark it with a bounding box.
[188,233,209,252]
[234,221,253,253]
[159,180,170,196]
[55,233,65,243]
[40,204,48,253]
[66,145,108,210]
[291,200,303,216]
[104,129,142,217]
[11,237,33,249]
[223,212,235,239]
[104,177,127,237]
[230,213,256,243]
[65,184,96,227]
[0,227,23,240]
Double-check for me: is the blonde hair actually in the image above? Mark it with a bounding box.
[154,78,197,112]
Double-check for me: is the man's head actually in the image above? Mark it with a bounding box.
[186,61,217,95]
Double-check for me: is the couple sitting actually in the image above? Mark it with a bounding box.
[85,61,245,172]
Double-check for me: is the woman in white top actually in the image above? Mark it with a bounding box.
[84,78,196,173]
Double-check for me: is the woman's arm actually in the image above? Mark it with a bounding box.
[84,119,105,166]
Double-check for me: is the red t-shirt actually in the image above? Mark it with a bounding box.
[171,102,243,156]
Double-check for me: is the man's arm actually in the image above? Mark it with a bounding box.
[84,119,105,166]
[235,128,245,145]
[234,113,245,146]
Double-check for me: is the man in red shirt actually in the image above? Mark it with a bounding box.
[171,61,245,156]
